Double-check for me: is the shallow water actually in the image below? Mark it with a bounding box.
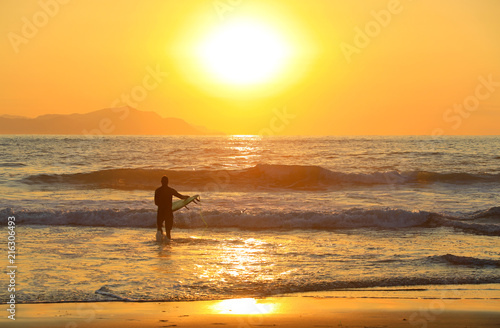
[0,225,498,303]
[0,135,499,303]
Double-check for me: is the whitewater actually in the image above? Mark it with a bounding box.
[0,135,499,303]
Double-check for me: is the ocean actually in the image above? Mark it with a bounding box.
[1,135,499,303]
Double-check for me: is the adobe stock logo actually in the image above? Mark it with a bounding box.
[81,64,167,136]
[110,65,168,109]
[7,0,72,54]
[213,0,244,20]
[258,106,296,136]
[433,74,499,135]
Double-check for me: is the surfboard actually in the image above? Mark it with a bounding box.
[172,194,200,212]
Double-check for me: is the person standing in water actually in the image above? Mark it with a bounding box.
[155,176,189,241]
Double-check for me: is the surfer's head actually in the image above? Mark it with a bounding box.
[161,176,169,186]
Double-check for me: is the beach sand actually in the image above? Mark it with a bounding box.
[2,296,499,328]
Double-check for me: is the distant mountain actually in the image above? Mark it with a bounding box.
[0,107,223,135]
[0,114,26,119]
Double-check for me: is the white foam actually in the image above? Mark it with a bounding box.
[2,207,498,235]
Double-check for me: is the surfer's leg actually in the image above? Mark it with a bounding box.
[156,210,164,232]
[165,213,174,240]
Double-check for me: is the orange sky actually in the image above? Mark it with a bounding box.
[1,0,499,135]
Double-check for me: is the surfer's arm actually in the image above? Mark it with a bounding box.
[172,189,189,200]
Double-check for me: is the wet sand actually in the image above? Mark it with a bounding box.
[2,296,499,327]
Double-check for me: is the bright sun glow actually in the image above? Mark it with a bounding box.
[212,298,278,315]
[198,20,291,85]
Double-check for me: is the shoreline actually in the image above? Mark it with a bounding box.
[7,283,500,305]
[2,296,499,328]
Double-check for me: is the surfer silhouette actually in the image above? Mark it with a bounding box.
[155,176,189,241]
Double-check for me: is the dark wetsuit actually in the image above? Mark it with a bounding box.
[154,185,183,231]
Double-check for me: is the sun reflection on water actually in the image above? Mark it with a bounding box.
[212,298,278,315]
[224,135,264,166]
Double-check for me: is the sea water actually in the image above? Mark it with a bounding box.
[0,135,499,302]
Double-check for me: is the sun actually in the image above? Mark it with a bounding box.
[198,20,291,85]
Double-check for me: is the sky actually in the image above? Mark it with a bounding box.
[1,0,500,135]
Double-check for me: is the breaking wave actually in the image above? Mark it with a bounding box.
[22,164,500,191]
[2,206,499,236]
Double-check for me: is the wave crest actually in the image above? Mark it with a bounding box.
[22,164,500,191]
[2,207,499,236]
